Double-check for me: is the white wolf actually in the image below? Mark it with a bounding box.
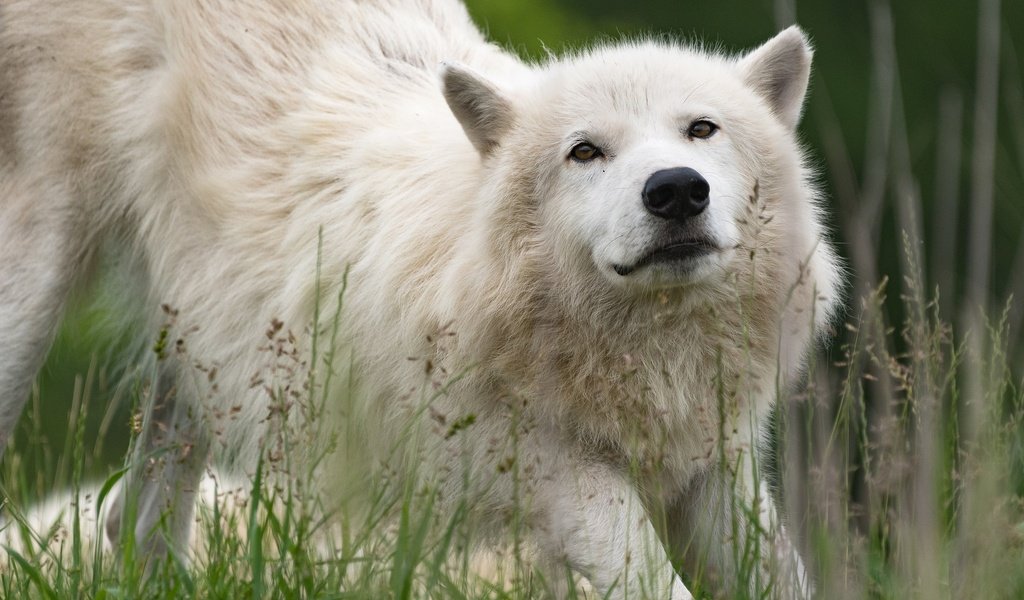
[0,0,841,597]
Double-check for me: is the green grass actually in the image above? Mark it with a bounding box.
[2,268,1022,599]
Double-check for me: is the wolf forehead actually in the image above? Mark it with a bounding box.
[443,27,812,155]
[536,43,753,114]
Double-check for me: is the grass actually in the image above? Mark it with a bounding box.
[1,271,1022,599]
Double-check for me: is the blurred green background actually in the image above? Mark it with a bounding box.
[13,0,1024,495]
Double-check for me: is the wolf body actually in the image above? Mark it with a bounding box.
[0,1,840,597]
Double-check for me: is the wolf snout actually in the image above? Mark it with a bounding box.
[642,167,710,222]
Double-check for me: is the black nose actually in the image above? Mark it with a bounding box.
[642,167,710,222]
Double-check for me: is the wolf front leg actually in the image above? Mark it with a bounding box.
[106,357,211,566]
[669,447,810,599]
[529,460,693,600]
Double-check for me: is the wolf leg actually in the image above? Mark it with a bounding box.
[0,172,92,458]
[527,458,693,600]
[105,357,211,565]
[669,447,811,599]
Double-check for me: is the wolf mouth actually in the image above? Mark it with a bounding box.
[613,239,719,276]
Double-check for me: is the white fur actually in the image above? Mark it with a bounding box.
[0,1,841,597]
[0,471,247,567]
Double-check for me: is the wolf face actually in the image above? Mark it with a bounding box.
[443,27,814,295]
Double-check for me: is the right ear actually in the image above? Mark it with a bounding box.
[736,26,813,130]
[441,62,514,156]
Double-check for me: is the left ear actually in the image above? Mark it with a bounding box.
[737,26,813,130]
[441,62,515,156]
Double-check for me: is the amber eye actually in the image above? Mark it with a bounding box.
[687,120,718,139]
[569,142,602,162]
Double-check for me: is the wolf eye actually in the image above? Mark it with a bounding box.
[687,120,718,139]
[569,142,602,162]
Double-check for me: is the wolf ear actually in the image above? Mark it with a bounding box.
[441,62,514,156]
[737,26,813,130]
